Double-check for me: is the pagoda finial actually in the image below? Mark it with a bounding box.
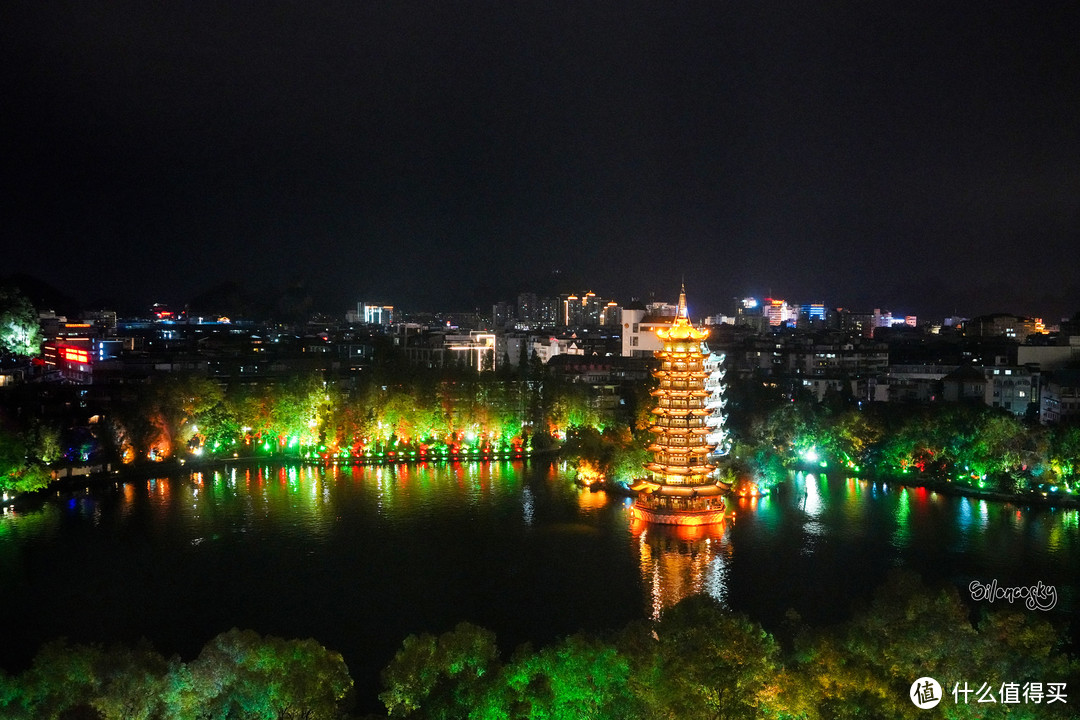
[677,281,688,319]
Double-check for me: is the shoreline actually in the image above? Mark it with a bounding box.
[3,451,560,515]
[5,453,1078,515]
[786,463,1080,511]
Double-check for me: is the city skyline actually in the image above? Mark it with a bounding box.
[3,3,1078,318]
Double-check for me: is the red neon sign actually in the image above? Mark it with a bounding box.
[60,347,90,364]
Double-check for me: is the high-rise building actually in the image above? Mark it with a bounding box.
[516,293,538,323]
[492,301,512,328]
[764,298,796,327]
[630,287,726,526]
[556,291,610,327]
[582,291,602,325]
[538,296,559,326]
[359,303,394,326]
[601,301,621,327]
[561,294,581,327]
[800,303,826,324]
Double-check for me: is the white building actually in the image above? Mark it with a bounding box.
[620,305,673,358]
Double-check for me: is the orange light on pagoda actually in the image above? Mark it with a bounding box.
[630,284,727,527]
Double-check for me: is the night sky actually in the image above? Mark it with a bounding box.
[3,2,1078,319]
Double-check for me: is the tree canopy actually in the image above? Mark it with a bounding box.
[0,286,41,358]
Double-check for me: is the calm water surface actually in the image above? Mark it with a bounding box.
[1,462,1077,709]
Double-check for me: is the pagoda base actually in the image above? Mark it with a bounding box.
[631,500,726,526]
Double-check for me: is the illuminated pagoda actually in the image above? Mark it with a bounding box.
[630,286,726,525]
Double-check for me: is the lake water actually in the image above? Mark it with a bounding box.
[1,461,1077,711]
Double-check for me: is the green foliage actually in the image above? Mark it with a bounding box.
[792,571,1079,720]
[183,628,353,720]
[562,425,650,483]
[822,411,883,465]
[4,577,1078,720]
[29,422,62,464]
[380,622,500,719]
[0,421,53,494]
[0,287,41,357]
[732,398,1074,497]
[498,635,639,720]
[1,632,351,720]
[647,595,785,720]
[3,639,106,720]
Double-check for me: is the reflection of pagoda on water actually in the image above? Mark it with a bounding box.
[630,286,727,525]
[632,519,731,618]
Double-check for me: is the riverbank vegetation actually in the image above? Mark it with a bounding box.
[3,358,1079,506]
[2,573,1075,719]
[0,361,627,494]
[729,398,1080,502]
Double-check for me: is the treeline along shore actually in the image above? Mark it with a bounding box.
[4,363,1079,510]
[1,572,1076,719]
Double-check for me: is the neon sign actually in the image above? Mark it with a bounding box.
[60,347,90,364]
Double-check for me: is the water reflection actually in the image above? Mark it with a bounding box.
[797,472,826,555]
[576,488,608,513]
[632,519,731,619]
[2,459,1079,703]
[892,488,911,550]
[108,461,540,544]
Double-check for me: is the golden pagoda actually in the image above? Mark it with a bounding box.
[630,286,726,525]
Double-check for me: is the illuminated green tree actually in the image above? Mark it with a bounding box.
[0,421,52,493]
[793,571,1078,720]
[155,375,233,454]
[91,642,172,720]
[0,287,41,358]
[28,421,62,464]
[1045,424,1080,484]
[268,375,329,446]
[497,634,641,720]
[644,595,785,720]
[823,410,883,466]
[750,401,821,465]
[180,628,353,720]
[380,622,501,719]
[0,640,105,720]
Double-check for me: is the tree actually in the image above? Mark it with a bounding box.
[0,287,41,358]
[823,410,883,466]
[90,642,172,720]
[645,595,785,720]
[0,420,52,494]
[380,622,500,720]
[2,640,106,720]
[792,571,1078,720]
[497,634,640,720]
[182,628,353,720]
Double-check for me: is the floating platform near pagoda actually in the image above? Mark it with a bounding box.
[630,285,727,527]
[629,479,727,525]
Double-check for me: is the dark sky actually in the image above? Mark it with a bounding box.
[3,2,1078,319]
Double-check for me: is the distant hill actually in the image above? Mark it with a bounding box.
[186,281,265,320]
[0,273,82,317]
[185,280,348,322]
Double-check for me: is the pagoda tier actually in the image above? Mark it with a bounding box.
[631,286,726,526]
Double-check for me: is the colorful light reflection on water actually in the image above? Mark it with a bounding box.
[1,462,1078,712]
